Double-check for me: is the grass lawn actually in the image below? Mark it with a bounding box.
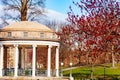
[63,63,120,80]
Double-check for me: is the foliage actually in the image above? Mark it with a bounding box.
[7,71,14,76]
[68,0,120,53]
[58,0,120,67]
[25,69,31,76]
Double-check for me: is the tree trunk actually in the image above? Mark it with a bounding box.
[86,53,89,65]
[21,0,28,21]
[112,45,115,68]
[112,52,115,68]
[91,63,94,80]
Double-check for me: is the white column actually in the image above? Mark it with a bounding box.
[14,44,19,77]
[21,47,25,69]
[55,46,59,77]
[47,45,52,77]
[0,45,3,77]
[32,44,37,77]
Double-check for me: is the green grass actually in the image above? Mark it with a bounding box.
[63,64,120,79]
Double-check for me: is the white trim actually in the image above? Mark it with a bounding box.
[0,45,3,77]
[47,45,52,77]
[55,46,59,77]
[14,44,19,77]
[0,41,59,46]
[32,44,37,77]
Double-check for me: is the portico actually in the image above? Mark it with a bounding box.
[0,21,60,77]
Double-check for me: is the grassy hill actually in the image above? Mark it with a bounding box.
[63,63,120,80]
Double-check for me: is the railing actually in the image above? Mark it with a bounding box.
[2,68,14,76]
[36,70,47,76]
[2,68,49,76]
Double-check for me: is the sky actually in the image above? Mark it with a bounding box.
[45,0,120,14]
[0,0,73,15]
[45,0,73,14]
[0,0,73,23]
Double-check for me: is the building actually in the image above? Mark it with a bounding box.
[0,21,60,77]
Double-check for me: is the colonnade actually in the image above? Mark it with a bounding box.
[0,43,59,77]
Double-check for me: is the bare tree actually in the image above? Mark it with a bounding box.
[1,0,46,26]
[45,20,68,31]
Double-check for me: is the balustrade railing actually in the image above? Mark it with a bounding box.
[2,68,50,76]
[2,68,14,76]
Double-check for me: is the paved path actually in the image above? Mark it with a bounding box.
[62,66,79,71]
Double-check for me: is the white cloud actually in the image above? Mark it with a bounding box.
[0,5,4,16]
[43,9,67,22]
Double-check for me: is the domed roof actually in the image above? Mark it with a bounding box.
[1,21,53,32]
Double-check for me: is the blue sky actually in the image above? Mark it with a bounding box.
[0,0,73,15]
[46,0,73,14]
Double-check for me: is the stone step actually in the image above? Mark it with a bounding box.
[0,76,69,80]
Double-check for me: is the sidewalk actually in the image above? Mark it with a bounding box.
[62,66,79,71]
[0,76,69,80]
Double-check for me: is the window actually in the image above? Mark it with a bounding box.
[40,32,44,38]
[52,33,55,38]
[24,32,28,37]
[8,32,12,37]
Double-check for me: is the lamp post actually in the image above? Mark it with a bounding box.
[104,66,105,80]
[70,62,73,80]
[61,62,64,77]
[104,52,106,80]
